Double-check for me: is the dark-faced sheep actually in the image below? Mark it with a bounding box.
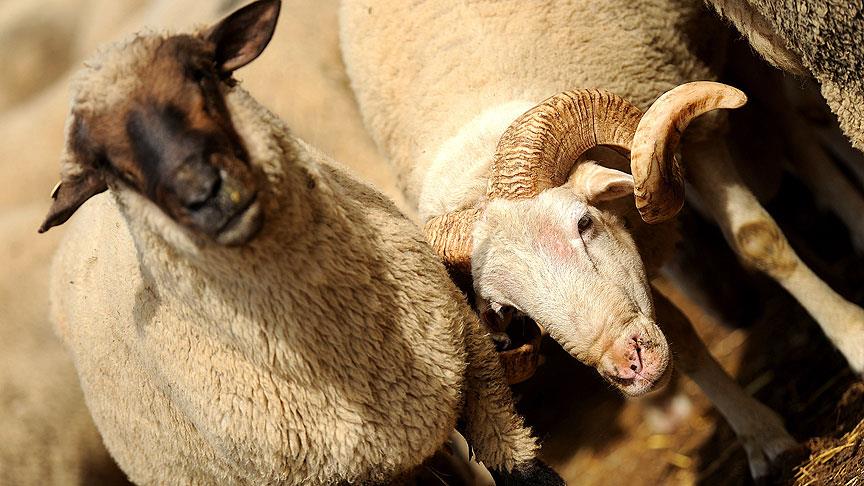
[40,1,563,483]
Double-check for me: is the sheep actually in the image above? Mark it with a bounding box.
[40,0,561,484]
[0,0,414,481]
[340,0,864,478]
[0,1,172,482]
[0,3,246,482]
[705,0,864,153]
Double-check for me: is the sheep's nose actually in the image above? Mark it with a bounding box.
[174,158,221,210]
[608,335,644,380]
[623,337,644,377]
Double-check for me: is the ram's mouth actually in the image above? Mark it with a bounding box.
[494,313,544,384]
[606,355,673,397]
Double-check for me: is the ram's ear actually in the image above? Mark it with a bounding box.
[566,161,634,203]
[38,117,107,233]
[206,0,281,74]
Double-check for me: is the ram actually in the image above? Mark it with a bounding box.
[41,1,559,484]
[341,0,864,478]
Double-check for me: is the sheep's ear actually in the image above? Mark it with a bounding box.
[206,0,281,74]
[39,172,107,233]
[566,161,634,203]
[38,117,107,233]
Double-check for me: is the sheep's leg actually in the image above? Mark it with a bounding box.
[458,312,564,484]
[460,310,537,468]
[651,285,798,479]
[782,112,864,253]
[685,140,864,376]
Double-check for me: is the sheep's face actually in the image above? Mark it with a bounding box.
[472,163,671,397]
[39,0,282,247]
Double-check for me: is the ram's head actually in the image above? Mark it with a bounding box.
[426,82,746,396]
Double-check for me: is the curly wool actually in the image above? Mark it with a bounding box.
[51,32,535,485]
[706,0,864,151]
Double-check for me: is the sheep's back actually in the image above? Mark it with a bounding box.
[341,0,721,204]
[49,177,469,484]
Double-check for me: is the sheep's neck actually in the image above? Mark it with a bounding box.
[417,101,535,221]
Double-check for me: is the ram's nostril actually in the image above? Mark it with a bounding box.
[630,364,638,371]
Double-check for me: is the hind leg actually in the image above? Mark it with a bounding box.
[685,140,864,376]
[782,112,864,253]
[651,282,798,480]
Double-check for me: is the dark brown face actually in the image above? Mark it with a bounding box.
[108,36,261,244]
[39,0,282,246]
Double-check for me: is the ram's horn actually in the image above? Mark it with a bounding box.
[630,81,747,223]
[423,207,483,274]
[487,89,643,200]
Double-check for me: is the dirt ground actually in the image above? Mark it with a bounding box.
[513,176,864,485]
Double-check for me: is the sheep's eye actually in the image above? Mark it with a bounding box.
[577,213,593,232]
[187,65,209,83]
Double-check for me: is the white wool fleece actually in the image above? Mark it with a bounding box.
[50,33,536,485]
[340,0,724,217]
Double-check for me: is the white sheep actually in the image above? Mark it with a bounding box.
[41,1,560,483]
[340,0,864,478]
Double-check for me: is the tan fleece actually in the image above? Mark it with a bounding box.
[707,0,864,152]
[50,30,536,485]
[340,0,722,214]
[0,0,421,483]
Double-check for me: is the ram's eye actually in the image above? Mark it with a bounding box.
[577,213,593,232]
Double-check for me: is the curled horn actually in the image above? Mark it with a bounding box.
[424,89,642,271]
[423,82,747,270]
[487,89,642,200]
[423,207,483,275]
[631,81,747,223]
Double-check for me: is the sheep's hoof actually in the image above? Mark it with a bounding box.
[746,440,808,484]
[737,407,802,481]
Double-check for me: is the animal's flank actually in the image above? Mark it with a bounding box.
[46,1,544,484]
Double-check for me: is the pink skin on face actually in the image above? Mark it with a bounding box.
[601,332,671,396]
